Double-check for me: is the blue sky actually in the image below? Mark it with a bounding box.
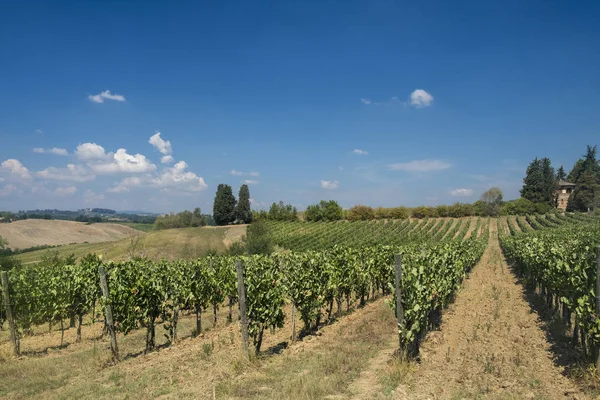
[1,1,599,213]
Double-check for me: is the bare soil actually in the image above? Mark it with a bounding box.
[356,218,587,399]
[0,219,139,250]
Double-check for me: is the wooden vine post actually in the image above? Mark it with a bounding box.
[0,271,19,356]
[291,304,297,343]
[596,246,600,370]
[394,254,405,360]
[235,260,250,359]
[98,267,119,362]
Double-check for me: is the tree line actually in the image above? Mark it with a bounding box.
[521,144,600,212]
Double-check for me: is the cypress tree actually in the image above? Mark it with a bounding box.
[213,184,237,226]
[521,158,545,203]
[569,145,600,212]
[556,165,566,182]
[235,184,253,224]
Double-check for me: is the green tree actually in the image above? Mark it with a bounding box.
[305,200,344,222]
[266,201,298,221]
[556,165,566,182]
[347,205,375,221]
[235,184,253,224]
[521,157,555,205]
[244,220,273,254]
[213,184,237,226]
[480,187,503,216]
[191,208,206,227]
[0,236,6,250]
[568,145,600,212]
[569,169,600,212]
[567,159,585,183]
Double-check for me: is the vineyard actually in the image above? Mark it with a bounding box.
[500,213,600,363]
[1,216,488,360]
[3,213,600,398]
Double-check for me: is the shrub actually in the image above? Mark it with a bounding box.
[347,205,376,221]
[305,200,344,222]
[411,206,436,219]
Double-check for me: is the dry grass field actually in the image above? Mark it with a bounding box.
[13,224,248,264]
[0,219,138,250]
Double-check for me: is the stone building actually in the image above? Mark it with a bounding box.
[555,181,575,211]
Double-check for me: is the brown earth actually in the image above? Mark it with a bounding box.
[352,218,588,399]
[0,219,139,250]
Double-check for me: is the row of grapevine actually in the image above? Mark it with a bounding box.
[266,217,480,252]
[500,221,600,360]
[2,233,486,358]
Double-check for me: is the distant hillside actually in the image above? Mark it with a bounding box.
[14,224,247,264]
[0,219,139,250]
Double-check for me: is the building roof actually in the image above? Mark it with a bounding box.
[558,180,576,187]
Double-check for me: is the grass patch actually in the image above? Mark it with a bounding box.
[15,225,246,263]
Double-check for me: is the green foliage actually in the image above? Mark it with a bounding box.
[501,221,600,357]
[213,184,237,226]
[411,206,437,219]
[448,203,474,218]
[305,200,344,222]
[568,146,600,212]
[153,208,206,230]
[0,236,7,250]
[347,205,376,221]
[374,206,410,219]
[502,198,551,215]
[435,205,450,217]
[244,220,273,255]
[521,157,555,205]
[569,169,600,212]
[235,184,253,224]
[260,201,298,221]
[480,187,503,216]
[556,165,566,182]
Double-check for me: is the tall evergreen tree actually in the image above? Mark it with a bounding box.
[235,184,253,224]
[540,157,556,205]
[521,158,545,203]
[569,145,600,212]
[567,159,585,182]
[213,184,237,226]
[556,165,566,182]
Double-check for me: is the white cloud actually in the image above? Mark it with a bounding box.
[409,89,434,108]
[388,159,451,172]
[149,132,172,155]
[109,161,207,193]
[35,129,43,134]
[230,169,260,177]
[90,149,156,174]
[37,164,95,182]
[339,166,344,171]
[88,90,126,103]
[54,186,77,197]
[83,189,105,204]
[353,149,368,155]
[242,180,259,185]
[1,159,32,180]
[152,161,207,191]
[361,98,372,105]
[75,142,156,174]
[0,184,17,197]
[76,143,109,161]
[161,155,174,164]
[33,147,69,156]
[321,180,339,190]
[450,188,473,197]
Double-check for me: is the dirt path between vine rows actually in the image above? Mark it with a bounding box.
[350,218,587,399]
